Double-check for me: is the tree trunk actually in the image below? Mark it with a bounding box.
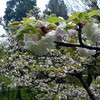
[16,86,22,100]
[7,87,10,100]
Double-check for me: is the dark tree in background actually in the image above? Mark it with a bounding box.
[82,0,100,21]
[44,0,69,20]
[82,0,100,10]
[3,0,36,25]
[64,0,100,21]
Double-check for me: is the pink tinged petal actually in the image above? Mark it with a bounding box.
[56,33,63,39]
[55,33,63,42]
[18,24,22,27]
[20,21,24,24]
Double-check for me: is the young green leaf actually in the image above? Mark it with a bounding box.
[46,17,65,23]
[66,24,73,30]
[23,19,36,26]
[10,25,19,29]
[17,25,38,36]
[88,10,100,17]
[22,17,29,22]
[10,21,20,25]
[66,12,80,23]
[78,12,88,20]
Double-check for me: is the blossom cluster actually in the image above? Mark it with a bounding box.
[0,9,100,100]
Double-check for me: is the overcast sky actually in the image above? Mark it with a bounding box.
[37,0,49,11]
[0,0,7,17]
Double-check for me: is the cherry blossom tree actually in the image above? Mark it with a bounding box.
[0,8,100,100]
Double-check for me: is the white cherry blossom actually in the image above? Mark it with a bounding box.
[82,22,100,42]
[24,34,54,56]
[77,47,96,56]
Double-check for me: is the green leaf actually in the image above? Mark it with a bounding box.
[22,17,30,22]
[73,18,80,24]
[66,12,80,23]
[46,17,65,23]
[98,25,100,29]
[39,21,50,27]
[12,30,17,35]
[78,12,88,20]
[66,12,89,23]
[66,16,77,23]
[10,25,18,29]
[96,80,100,84]
[88,10,100,17]
[16,25,26,35]
[16,25,38,36]
[69,38,77,43]
[66,24,73,30]
[50,23,57,27]
[71,12,81,16]
[21,26,34,32]
[23,19,37,26]
[10,21,20,25]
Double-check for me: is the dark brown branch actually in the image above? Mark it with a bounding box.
[56,83,60,95]
[70,71,97,100]
[55,41,100,50]
[77,23,84,45]
[55,22,100,51]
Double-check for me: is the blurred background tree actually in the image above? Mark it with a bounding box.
[81,0,100,21]
[81,0,100,10]
[3,0,100,25]
[64,0,100,21]
[44,0,69,20]
[3,0,36,25]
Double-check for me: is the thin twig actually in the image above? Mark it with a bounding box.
[56,83,60,95]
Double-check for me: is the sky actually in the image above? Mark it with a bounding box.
[0,0,7,17]
[37,0,49,12]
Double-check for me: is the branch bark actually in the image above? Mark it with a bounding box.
[55,41,100,50]
[70,71,97,100]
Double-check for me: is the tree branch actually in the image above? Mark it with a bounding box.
[55,22,100,51]
[55,22,100,50]
[77,23,84,45]
[70,71,97,100]
[55,41,100,50]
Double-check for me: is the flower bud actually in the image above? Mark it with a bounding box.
[55,33,63,42]
[18,24,22,27]
[20,21,24,24]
